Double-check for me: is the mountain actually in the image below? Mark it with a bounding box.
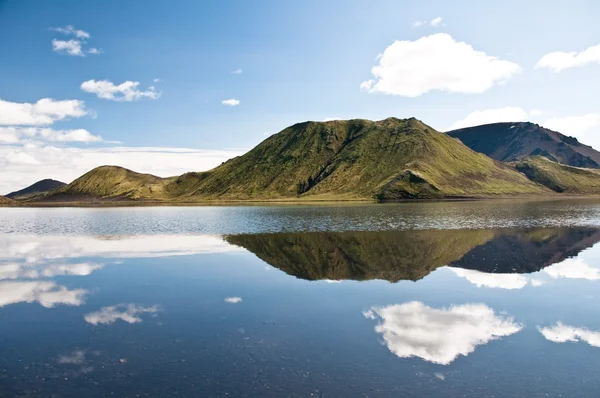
[447,122,600,168]
[516,156,600,193]
[6,179,66,201]
[45,166,174,202]
[225,228,600,283]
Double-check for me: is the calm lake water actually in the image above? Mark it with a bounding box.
[2,200,600,397]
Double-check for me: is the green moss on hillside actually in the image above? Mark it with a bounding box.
[516,156,600,193]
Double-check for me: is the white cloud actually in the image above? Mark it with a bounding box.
[536,43,600,72]
[530,279,546,287]
[153,78,162,83]
[0,98,88,126]
[364,301,522,365]
[361,33,521,97]
[412,17,443,27]
[0,145,242,194]
[224,297,242,303]
[87,48,102,55]
[50,25,90,39]
[84,303,160,325]
[539,322,600,347]
[222,98,240,106]
[0,234,243,263]
[447,107,530,130]
[0,280,87,308]
[542,114,600,147]
[449,268,528,289]
[80,80,161,102]
[322,117,341,122]
[0,127,102,144]
[231,69,243,74]
[543,257,600,280]
[52,39,84,56]
[0,262,103,280]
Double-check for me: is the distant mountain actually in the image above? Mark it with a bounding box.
[516,155,600,193]
[226,228,600,283]
[447,122,600,168]
[6,179,66,201]
[41,118,548,203]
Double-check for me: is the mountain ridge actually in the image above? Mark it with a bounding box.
[6,179,66,201]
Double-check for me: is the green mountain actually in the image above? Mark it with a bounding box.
[447,122,600,168]
[6,179,66,201]
[0,196,14,205]
[45,166,174,202]
[225,228,600,282]
[516,156,600,193]
[39,117,549,203]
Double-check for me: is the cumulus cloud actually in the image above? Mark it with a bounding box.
[447,107,531,130]
[0,145,242,194]
[224,297,242,303]
[360,33,521,97]
[81,80,161,101]
[0,280,87,308]
[364,301,522,365]
[50,25,90,39]
[231,68,243,74]
[0,98,88,126]
[222,98,240,106]
[153,78,162,83]
[0,127,102,144]
[50,25,100,57]
[84,303,160,325]
[0,262,103,280]
[539,322,600,347]
[543,257,600,280]
[449,268,528,290]
[412,17,443,27]
[536,43,600,72]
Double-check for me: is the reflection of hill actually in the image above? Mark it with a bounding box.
[226,230,495,282]
[449,228,600,273]
[225,228,600,282]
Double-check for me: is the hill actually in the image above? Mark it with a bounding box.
[516,156,600,193]
[0,196,15,206]
[447,122,600,168]
[225,227,600,282]
[6,179,66,201]
[45,166,174,202]
[169,118,548,201]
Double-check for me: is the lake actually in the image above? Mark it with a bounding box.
[1,200,600,397]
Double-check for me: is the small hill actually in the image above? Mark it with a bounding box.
[447,122,600,168]
[515,156,600,193]
[171,118,548,200]
[0,196,15,206]
[45,166,173,202]
[6,179,66,201]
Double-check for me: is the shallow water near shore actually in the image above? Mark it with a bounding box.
[1,200,600,397]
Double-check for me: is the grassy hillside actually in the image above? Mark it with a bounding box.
[225,230,496,282]
[7,179,66,201]
[0,196,15,205]
[47,166,175,201]
[448,122,600,168]
[171,118,548,200]
[516,156,600,193]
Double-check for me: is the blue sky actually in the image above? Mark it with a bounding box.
[1,0,600,192]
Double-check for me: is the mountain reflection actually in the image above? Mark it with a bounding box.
[225,228,600,282]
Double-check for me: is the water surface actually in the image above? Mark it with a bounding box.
[2,201,600,397]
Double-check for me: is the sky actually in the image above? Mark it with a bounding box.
[1,0,600,193]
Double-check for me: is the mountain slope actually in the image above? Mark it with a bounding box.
[516,156,600,193]
[46,166,174,201]
[0,196,15,205]
[170,118,549,200]
[447,122,600,168]
[6,179,66,201]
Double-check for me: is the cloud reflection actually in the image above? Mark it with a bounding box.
[543,258,600,281]
[0,281,87,308]
[364,301,522,365]
[84,303,160,325]
[539,322,600,347]
[448,268,529,289]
